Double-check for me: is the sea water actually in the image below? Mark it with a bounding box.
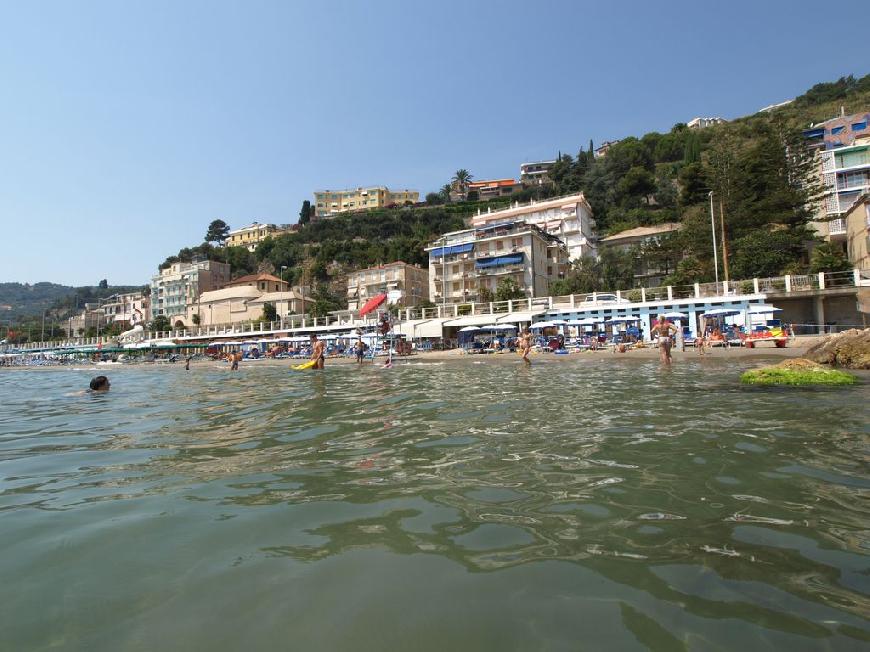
[0,357,868,650]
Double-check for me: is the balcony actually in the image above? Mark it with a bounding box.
[829,218,847,236]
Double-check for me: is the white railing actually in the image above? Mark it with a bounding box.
[8,269,866,351]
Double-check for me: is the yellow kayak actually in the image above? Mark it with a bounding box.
[292,360,317,371]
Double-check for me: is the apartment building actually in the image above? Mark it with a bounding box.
[314,186,419,219]
[469,193,596,261]
[67,303,108,336]
[845,193,870,273]
[226,223,289,251]
[594,140,621,158]
[598,223,682,287]
[816,139,870,243]
[803,111,870,151]
[188,286,314,327]
[150,259,231,326]
[346,262,429,310]
[520,160,557,186]
[686,116,727,129]
[100,291,150,325]
[425,221,568,304]
[466,178,522,200]
[224,273,288,293]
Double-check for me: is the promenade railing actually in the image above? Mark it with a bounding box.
[9,268,867,351]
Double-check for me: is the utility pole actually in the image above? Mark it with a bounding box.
[719,198,730,283]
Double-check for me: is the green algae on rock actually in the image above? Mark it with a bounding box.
[741,359,857,386]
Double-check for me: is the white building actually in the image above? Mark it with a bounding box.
[100,291,150,325]
[150,259,231,326]
[816,139,870,243]
[469,193,596,261]
[426,221,569,304]
[687,116,727,129]
[520,160,557,186]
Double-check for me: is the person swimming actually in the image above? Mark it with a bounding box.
[89,375,110,392]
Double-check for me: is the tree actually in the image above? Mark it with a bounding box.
[440,184,453,202]
[299,200,312,225]
[495,277,525,301]
[151,315,170,332]
[191,313,201,326]
[478,286,494,304]
[309,283,342,318]
[453,169,473,188]
[425,192,443,205]
[98,279,108,289]
[809,243,852,274]
[205,219,230,244]
[466,190,479,202]
[261,302,277,322]
[616,166,656,206]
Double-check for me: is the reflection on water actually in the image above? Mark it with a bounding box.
[1,357,868,650]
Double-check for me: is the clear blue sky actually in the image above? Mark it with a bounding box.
[0,0,867,286]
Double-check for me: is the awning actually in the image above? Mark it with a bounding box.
[393,319,443,338]
[429,243,474,257]
[359,293,387,316]
[476,253,525,269]
[495,311,543,323]
[443,314,499,327]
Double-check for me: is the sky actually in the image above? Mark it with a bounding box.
[0,0,867,287]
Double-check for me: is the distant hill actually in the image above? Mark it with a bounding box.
[0,282,142,321]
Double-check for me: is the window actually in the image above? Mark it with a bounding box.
[496,240,504,251]
[831,126,845,135]
[453,281,460,291]
[852,121,867,131]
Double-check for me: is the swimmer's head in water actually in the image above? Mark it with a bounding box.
[89,376,110,391]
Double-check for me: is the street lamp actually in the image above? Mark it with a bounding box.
[708,191,720,293]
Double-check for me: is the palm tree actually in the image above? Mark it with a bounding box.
[452,169,473,189]
[440,183,453,202]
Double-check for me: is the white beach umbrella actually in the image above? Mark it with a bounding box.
[459,326,481,332]
[661,311,688,319]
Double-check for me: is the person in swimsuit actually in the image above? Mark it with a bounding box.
[355,337,366,364]
[230,351,240,371]
[310,334,325,370]
[519,327,532,364]
[650,314,677,364]
[89,375,110,392]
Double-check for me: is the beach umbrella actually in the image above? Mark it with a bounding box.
[748,305,782,313]
[567,318,598,326]
[702,308,741,318]
[531,321,552,329]
[459,326,481,332]
[661,311,687,319]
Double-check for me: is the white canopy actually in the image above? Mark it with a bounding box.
[482,324,517,331]
[703,308,741,318]
[748,305,782,313]
[459,326,481,332]
[495,311,545,324]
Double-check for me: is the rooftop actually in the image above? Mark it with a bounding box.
[227,222,278,235]
[198,286,262,303]
[468,179,518,188]
[600,223,682,242]
[470,192,592,224]
[224,274,286,287]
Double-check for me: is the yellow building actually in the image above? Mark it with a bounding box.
[314,186,419,219]
[226,222,288,251]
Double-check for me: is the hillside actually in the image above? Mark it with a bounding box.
[0,282,143,322]
[157,73,869,304]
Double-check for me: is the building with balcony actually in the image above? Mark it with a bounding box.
[426,221,569,304]
[465,178,522,200]
[346,262,429,311]
[686,116,727,129]
[151,259,231,326]
[313,186,419,219]
[594,140,621,158]
[469,193,596,261]
[520,160,557,186]
[100,291,150,326]
[802,111,870,151]
[598,223,682,287]
[815,140,870,245]
[226,223,290,251]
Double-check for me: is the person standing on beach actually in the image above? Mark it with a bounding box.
[651,314,677,364]
[310,334,325,370]
[230,351,240,371]
[519,327,532,364]
[355,337,366,364]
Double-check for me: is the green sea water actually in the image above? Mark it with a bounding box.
[1,356,868,651]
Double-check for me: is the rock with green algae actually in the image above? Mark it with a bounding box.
[741,359,857,386]
[805,328,870,370]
